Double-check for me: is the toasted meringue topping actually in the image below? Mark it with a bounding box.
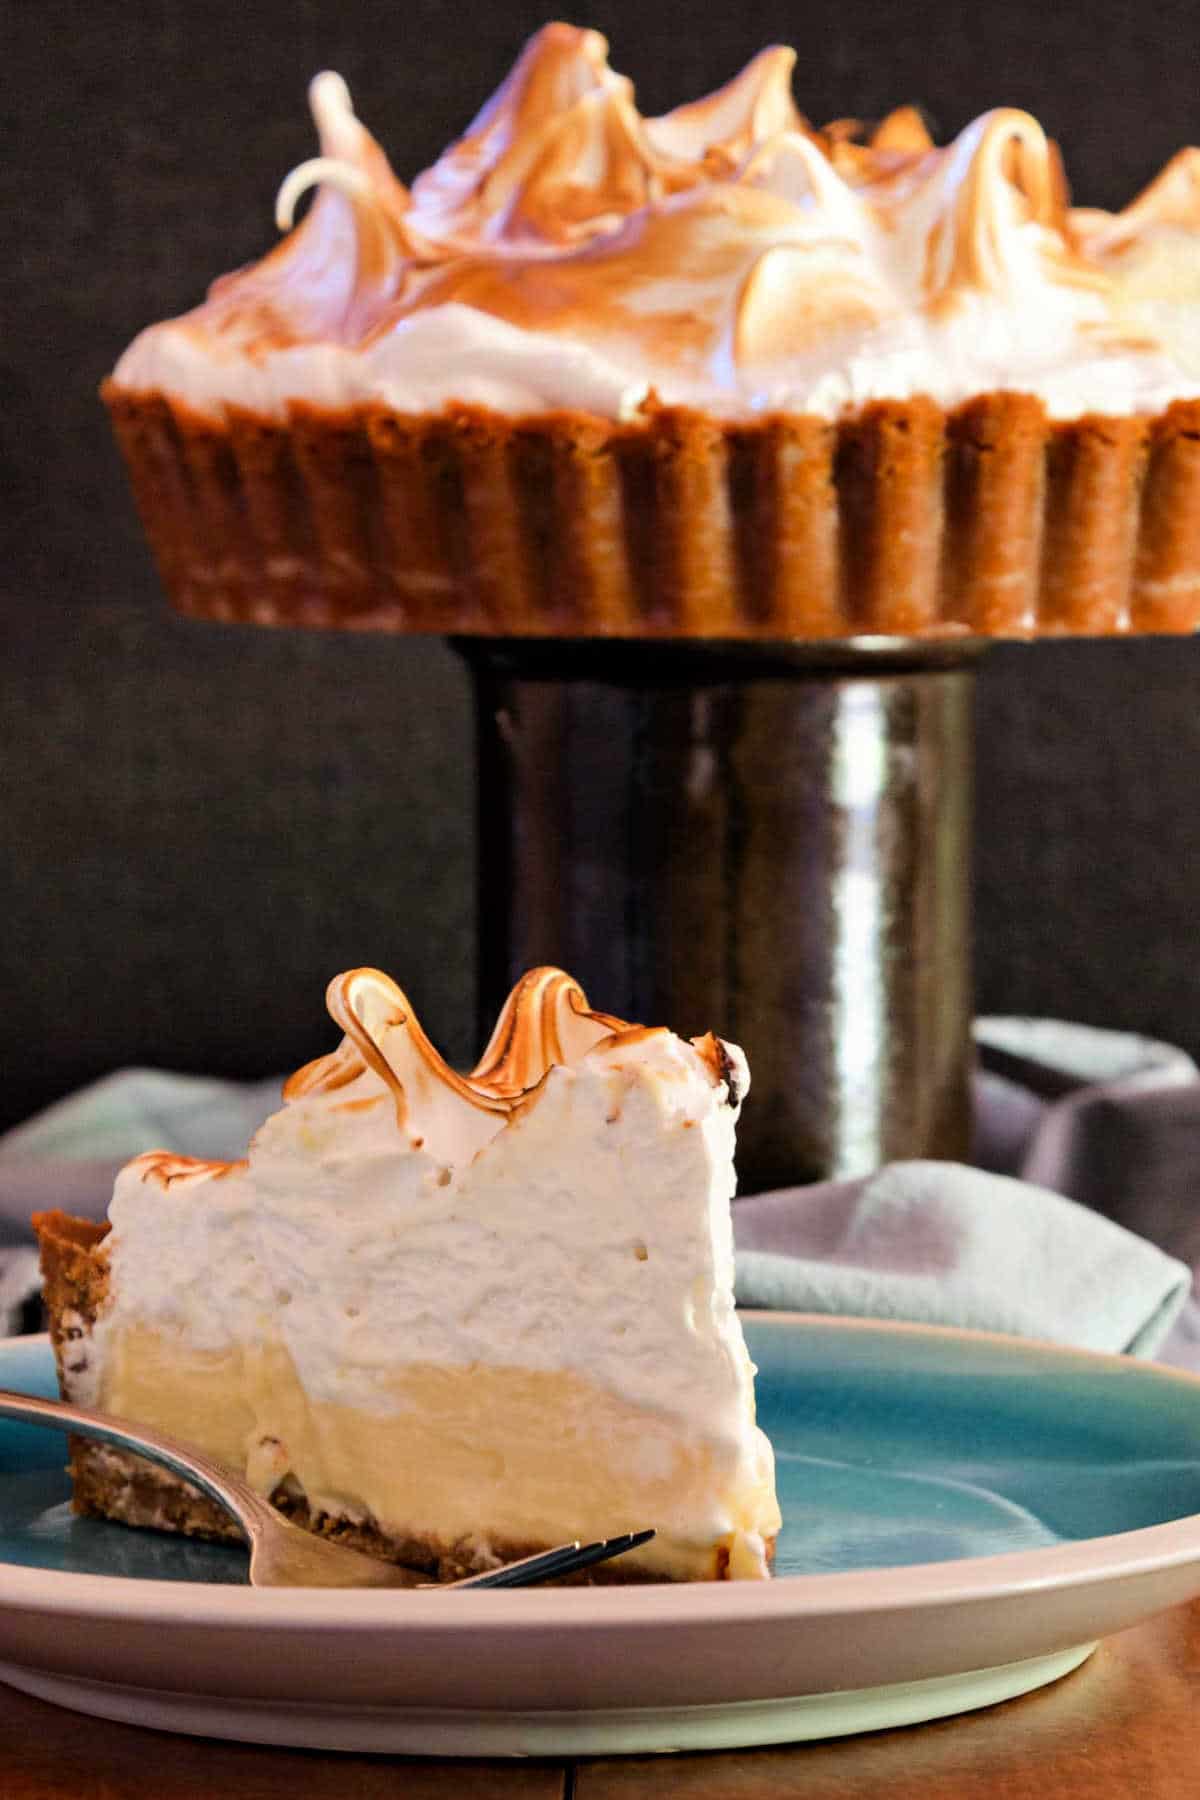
[288,964,625,1118]
[471,965,626,1089]
[1072,149,1200,257]
[128,1152,249,1188]
[137,963,736,1176]
[112,23,1200,421]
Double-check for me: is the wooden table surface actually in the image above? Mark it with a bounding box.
[4,1597,1200,1798]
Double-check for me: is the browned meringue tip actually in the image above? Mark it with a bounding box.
[103,382,1200,639]
[282,963,631,1125]
[1071,148,1200,257]
[127,1151,250,1188]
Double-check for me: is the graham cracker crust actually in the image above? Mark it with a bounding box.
[62,1439,680,1582]
[103,385,1200,638]
[32,1209,759,1582]
[33,1209,110,1393]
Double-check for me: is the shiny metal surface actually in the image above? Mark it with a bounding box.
[461,639,978,1191]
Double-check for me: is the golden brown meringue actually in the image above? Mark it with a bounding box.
[111,23,1200,422]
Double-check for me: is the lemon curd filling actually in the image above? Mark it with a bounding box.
[101,1326,776,1579]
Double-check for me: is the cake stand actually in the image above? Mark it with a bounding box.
[455,633,982,1193]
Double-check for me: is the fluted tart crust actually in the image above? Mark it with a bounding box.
[104,385,1200,638]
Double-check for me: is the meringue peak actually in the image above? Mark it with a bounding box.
[113,29,1200,423]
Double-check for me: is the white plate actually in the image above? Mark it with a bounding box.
[5,1315,1200,1755]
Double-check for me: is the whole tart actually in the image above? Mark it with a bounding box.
[35,966,780,1583]
[105,25,1200,637]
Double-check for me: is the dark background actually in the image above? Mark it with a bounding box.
[4,0,1200,1132]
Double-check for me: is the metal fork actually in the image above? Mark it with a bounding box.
[0,1388,653,1589]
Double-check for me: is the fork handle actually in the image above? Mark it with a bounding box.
[0,1387,273,1547]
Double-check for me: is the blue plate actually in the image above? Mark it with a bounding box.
[4,1319,1200,1584]
[6,1317,1200,1754]
[760,1316,1200,1575]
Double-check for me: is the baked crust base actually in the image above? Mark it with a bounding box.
[64,1438,680,1582]
[103,385,1200,638]
[32,1209,768,1583]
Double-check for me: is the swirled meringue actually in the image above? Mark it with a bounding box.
[112,22,1200,421]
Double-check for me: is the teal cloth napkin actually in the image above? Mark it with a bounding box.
[734,1160,1190,1358]
[731,1016,1199,1359]
[0,1067,282,1168]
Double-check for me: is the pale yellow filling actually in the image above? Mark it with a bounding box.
[101,1327,779,1579]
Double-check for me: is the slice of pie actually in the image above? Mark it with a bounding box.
[35,967,780,1581]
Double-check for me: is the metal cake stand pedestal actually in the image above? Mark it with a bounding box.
[454,636,984,1195]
